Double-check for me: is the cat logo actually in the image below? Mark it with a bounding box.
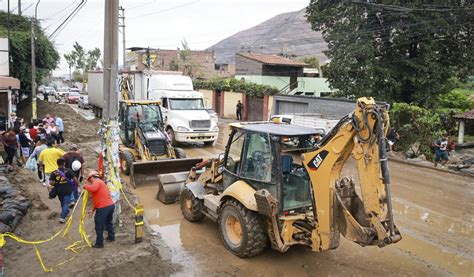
[307,150,328,170]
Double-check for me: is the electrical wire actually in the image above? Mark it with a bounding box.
[49,0,87,40]
[128,0,200,20]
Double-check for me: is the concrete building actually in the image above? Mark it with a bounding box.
[235,52,333,97]
[127,48,234,79]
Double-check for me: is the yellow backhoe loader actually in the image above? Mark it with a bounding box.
[118,100,201,201]
[179,97,401,257]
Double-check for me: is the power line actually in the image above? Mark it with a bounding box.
[128,0,200,19]
[49,0,87,39]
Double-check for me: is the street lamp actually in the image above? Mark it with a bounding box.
[31,0,40,120]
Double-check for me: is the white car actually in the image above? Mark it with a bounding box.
[69,87,80,94]
[56,87,69,97]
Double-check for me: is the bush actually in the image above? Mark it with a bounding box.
[194,77,279,98]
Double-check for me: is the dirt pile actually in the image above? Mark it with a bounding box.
[2,102,177,276]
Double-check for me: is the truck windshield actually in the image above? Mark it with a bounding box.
[169,98,204,110]
[128,104,162,128]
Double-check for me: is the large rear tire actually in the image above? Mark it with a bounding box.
[120,150,135,176]
[174,147,187,159]
[180,187,205,222]
[218,199,268,258]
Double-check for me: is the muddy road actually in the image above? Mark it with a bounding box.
[132,123,473,276]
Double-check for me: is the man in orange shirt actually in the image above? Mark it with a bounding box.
[83,171,115,248]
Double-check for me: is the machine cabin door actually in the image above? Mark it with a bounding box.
[223,129,245,189]
[119,102,131,145]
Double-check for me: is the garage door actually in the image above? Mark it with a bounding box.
[276,100,309,114]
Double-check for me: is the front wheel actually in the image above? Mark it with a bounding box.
[174,148,187,159]
[180,187,205,222]
[166,127,178,146]
[120,150,135,175]
[218,199,268,258]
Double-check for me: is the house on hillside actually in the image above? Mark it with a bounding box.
[235,52,333,97]
[126,48,233,79]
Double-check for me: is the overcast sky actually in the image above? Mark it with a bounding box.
[0,0,310,75]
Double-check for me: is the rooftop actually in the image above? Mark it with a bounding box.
[230,122,319,136]
[236,52,307,67]
[453,109,474,120]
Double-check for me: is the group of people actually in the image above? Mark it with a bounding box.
[2,112,114,249]
[1,113,65,169]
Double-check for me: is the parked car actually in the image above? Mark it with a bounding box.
[66,92,81,104]
[69,87,80,93]
[56,87,69,97]
[78,95,89,109]
[206,108,218,123]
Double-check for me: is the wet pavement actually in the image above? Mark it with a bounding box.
[130,122,473,276]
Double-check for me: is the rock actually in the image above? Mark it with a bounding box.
[418,154,426,161]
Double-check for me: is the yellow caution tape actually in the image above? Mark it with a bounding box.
[0,190,91,272]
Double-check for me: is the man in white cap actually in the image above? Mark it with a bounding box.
[63,144,84,204]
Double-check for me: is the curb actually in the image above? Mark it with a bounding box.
[388,157,473,178]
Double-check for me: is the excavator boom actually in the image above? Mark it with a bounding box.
[303,97,401,251]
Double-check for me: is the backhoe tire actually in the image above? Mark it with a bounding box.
[218,199,268,258]
[120,150,135,176]
[174,148,187,159]
[180,187,205,222]
[166,127,178,147]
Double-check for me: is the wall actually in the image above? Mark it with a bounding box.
[0,38,8,76]
[200,89,213,108]
[222,91,243,119]
[297,77,332,95]
[235,54,263,75]
[262,65,303,77]
[272,94,355,120]
[236,75,290,90]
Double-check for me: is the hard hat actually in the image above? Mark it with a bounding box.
[72,160,82,171]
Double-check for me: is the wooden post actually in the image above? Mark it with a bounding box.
[458,120,465,144]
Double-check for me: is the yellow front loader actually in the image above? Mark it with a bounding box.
[180,97,401,257]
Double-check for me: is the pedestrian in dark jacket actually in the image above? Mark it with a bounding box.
[236,100,243,120]
[48,158,78,223]
[2,129,18,168]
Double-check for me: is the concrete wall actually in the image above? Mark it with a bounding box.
[222,91,243,119]
[200,89,213,108]
[272,94,355,120]
[235,55,263,75]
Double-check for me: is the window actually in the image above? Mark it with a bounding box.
[161,97,168,109]
[168,98,204,110]
[225,130,245,175]
[240,133,273,183]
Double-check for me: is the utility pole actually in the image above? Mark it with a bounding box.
[31,0,40,120]
[103,0,119,119]
[18,0,21,15]
[119,6,126,69]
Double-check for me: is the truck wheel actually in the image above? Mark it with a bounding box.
[166,127,178,146]
[120,150,135,176]
[218,199,268,258]
[174,148,187,159]
[180,187,205,222]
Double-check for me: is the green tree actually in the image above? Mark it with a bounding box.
[64,52,77,81]
[177,39,201,78]
[306,1,474,107]
[85,48,101,71]
[64,43,101,81]
[301,56,320,69]
[0,12,59,89]
[169,57,179,71]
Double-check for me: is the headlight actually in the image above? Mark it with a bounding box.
[177,126,190,131]
[211,125,219,131]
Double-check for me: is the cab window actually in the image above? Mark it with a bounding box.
[240,133,273,183]
[225,130,245,175]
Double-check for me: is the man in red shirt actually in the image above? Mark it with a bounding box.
[83,170,115,248]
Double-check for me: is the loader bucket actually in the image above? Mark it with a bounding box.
[130,158,203,189]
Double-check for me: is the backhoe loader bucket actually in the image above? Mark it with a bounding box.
[130,158,203,189]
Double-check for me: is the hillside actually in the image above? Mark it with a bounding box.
[207,8,327,65]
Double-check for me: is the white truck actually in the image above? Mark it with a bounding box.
[87,71,218,145]
[147,75,219,146]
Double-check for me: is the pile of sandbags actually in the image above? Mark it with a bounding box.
[0,175,31,233]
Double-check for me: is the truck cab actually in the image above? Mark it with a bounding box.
[148,75,219,146]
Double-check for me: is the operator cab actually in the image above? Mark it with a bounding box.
[223,122,320,214]
[118,100,164,147]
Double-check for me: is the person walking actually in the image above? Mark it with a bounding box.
[31,138,48,182]
[38,140,65,186]
[236,100,243,120]
[2,129,18,169]
[18,126,32,165]
[83,171,115,248]
[49,122,60,145]
[8,112,17,129]
[53,114,65,144]
[48,158,77,223]
[433,135,449,168]
[386,127,400,152]
[63,144,85,205]
[43,114,55,126]
[29,122,38,142]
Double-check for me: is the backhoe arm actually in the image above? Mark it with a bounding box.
[302,97,401,252]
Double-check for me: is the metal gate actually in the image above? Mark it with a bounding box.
[246,97,263,121]
[275,100,308,114]
[215,91,222,116]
